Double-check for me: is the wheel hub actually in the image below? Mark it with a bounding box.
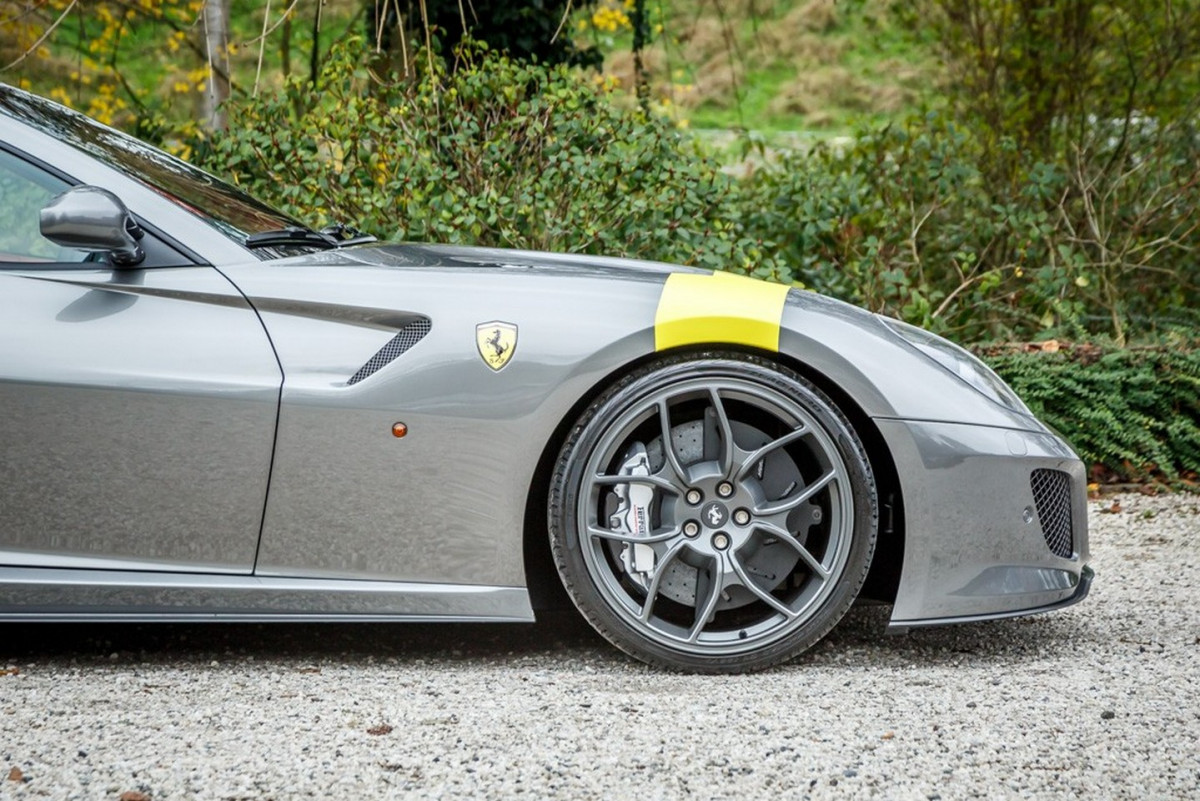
[607,418,817,607]
[700,500,729,528]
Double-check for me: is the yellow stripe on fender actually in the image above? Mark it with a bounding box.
[654,271,790,352]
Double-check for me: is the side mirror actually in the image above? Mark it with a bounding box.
[40,186,145,267]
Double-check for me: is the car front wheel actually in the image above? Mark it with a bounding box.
[549,352,878,673]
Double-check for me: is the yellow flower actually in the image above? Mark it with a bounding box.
[591,7,631,33]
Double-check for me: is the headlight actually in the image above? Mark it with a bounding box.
[879,316,1031,414]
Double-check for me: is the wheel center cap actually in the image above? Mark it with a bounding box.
[701,501,729,529]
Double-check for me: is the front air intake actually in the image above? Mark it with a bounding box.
[1030,468,1074,558]
[347,317,432,385]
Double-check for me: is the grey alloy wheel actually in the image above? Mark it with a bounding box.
[549,352,878,673]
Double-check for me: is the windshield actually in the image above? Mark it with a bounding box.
[0,85,311,257]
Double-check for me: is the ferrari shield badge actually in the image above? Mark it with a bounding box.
[476,321,517,371]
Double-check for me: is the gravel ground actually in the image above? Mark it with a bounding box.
[2,492,1198,800]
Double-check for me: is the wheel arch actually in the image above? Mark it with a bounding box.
[771,349,905,605]
[521,344,905,612]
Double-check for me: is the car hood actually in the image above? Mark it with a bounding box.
[262,240,890,328]
[272,242,708,284]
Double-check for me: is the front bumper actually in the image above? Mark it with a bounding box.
[886,566,1093,634]
[875,419,1091,629]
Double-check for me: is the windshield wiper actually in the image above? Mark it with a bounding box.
[245,226,339,250]
[244,223,378,251]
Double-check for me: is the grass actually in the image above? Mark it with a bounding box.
[577,0,941,139]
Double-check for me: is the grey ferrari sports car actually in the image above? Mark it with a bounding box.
[0,83,1090,672]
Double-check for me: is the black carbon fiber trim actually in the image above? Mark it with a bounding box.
[347,317,431,385]
[1030,468,1073,558]
[887,566,1093,633]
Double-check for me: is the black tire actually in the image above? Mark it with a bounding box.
[548,352,877,673]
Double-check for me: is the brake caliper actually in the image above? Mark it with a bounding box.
[610,442,656,584]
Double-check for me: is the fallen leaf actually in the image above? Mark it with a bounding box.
[0,668,18,676]
[1098,501,1123,514]
[7,767,23,782]
[1039,339,1061,353]
[118,792,151,801]
[881,731,894,740]
[367,724,394,736]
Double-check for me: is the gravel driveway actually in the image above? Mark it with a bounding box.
[3,492,1198,800]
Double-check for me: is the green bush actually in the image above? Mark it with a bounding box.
[980,341,1200,482]
[877,0,1200,345]
[741,113,1200,344]
[163,36,1200,483]
[188,39,777,279]
[741,116,1074,339]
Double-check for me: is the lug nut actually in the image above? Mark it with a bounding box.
[716,481,734,498]
[683,521,700,538]
[712,532,731,550]
[685,489,703,505]
[733,508,751,526]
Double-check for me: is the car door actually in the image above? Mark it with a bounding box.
[0,145,282,574]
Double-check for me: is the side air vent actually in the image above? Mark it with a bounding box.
[1030,468,1074,558]
[347,317,431,385]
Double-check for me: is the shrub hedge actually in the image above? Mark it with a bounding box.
[177,40,1198,484]
[980,341,1200,485]
[189,41,776,280]
[740,115,1200,344]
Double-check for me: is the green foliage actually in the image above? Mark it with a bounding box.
[740,111,1200,343]
[191,39,774,276]
[920,0,1200,177]
[981,342,1200,482]
[777,0,1200,344]
[369,1,601,68]
[741,116,1069,338]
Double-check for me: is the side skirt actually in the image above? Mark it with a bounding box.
[0,567,535,622]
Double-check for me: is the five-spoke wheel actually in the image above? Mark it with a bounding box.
[549,353,877,672]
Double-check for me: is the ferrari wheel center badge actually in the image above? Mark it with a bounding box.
[476,321,517,371]
[702,501,729,528]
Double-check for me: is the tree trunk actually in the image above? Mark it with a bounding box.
[203,0,231,131]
